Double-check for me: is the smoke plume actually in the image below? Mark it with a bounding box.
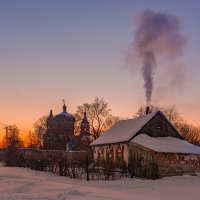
[130,10,186,105]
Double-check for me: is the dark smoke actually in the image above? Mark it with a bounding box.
[130,10,186,105]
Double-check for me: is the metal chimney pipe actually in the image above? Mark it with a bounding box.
[146,106,150,115]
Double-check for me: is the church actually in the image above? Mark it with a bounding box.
[43,102,91,151]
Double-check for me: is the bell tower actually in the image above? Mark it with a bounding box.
[46,110,54,129]
[80,112,90,135]
[75,111,91,151]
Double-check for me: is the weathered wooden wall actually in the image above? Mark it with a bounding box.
[136,113,182,138]
[128,143,158,179]
[128,143,200,179]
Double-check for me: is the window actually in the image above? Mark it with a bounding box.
[116,145,124,163]
[179,155,185,162]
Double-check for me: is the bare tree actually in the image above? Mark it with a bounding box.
[133,105,160,118]
[163,108,200,145]
[162,106,184,127]
[5,125,23,149]
[3,125,23,166]
[134,105,183,125]
[25,131,38,148]
[176,123,200,146]
[33,115,48,148]
[74,97,120,139]
[134,105,200,145]
[0,136,6,148]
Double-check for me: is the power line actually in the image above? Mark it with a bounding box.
[20,130,30,134]
[0,122,7,127]
[0,121,30,134]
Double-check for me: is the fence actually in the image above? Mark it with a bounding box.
[3,148,127,180]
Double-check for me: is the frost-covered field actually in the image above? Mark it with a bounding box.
[0,164,199,200]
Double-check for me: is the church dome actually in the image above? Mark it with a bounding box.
[53,104,75,122]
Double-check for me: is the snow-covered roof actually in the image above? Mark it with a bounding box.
[131,134,200,154]
[91,112,157,146]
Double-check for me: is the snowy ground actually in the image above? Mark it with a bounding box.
[0,164,200,200]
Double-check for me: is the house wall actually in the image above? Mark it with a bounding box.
[156,153,200,177]
[92,143,129,164]
[92,142,200,179]
[128,143,200,179]
[136,113,182,139]
[128,143,158,179]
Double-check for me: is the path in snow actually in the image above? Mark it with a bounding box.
[0,165,199,200]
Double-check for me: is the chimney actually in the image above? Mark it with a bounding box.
[145,106,150,115]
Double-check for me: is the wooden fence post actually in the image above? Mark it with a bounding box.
[86,154,89,181]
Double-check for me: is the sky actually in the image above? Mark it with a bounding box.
[0,0,200,136]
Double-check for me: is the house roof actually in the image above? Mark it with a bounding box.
[91,112,157,146]
[131,134,200,154]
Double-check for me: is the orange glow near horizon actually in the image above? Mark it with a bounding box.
[0,98,200,135]
[0,97,199,148]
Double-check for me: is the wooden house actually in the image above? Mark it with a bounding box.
[91,111,200,178]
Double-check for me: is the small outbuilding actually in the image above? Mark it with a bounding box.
[91,111,200,178]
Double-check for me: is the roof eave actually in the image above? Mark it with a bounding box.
[90,140,128,147]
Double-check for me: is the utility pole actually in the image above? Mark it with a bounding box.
[5,126,8,149]
[37,127,40,150]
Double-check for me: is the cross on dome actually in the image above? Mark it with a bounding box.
[62,99,67,112]
[62,99,66,106]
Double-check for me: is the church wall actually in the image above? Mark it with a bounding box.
[43,106,91,151]
[43,116,75,150]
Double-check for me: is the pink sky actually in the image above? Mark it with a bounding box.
[0,1,200,137]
